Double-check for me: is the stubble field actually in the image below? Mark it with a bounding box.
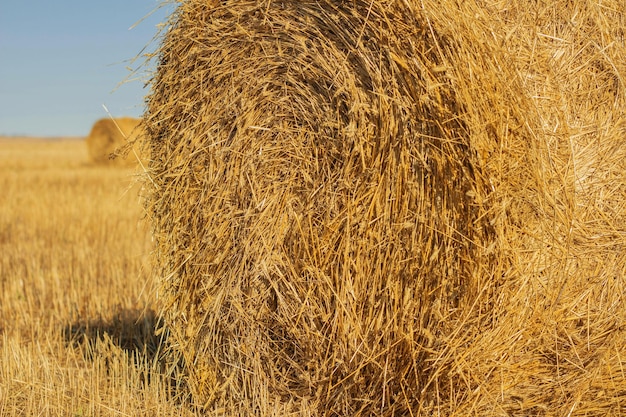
[0,138,191,416]
[2,1,626,415]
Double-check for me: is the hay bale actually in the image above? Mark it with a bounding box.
[421,1,626,415]
[85,117,143,166]
[145,0,493,414]
[144,0,626,415]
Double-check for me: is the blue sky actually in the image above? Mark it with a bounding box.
[0,1,175,137]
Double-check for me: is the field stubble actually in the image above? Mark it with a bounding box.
[0,138,192,416]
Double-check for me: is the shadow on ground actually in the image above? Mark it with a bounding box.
[62,307,188,402]
[63,307,162,357]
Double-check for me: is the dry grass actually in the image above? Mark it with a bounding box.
[2,0,624,415]
[146,0,494,414]
[0,138,193,416]
[143,0,626,416]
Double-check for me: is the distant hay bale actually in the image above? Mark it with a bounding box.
[144,0,626,415]
[85,117,143,166]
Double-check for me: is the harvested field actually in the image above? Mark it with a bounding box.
[4,0,622,416]
[0,138,191,416]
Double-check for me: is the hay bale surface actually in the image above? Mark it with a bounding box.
[144,0,626,415]
[423,1,626,415]
[85,117,143,166]
[146,0,492,413]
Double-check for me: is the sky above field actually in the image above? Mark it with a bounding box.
[0,1,175,137]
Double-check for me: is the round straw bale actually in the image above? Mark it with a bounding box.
[85,117,143,166]
[145,0,494,414]
[418,2,626,415]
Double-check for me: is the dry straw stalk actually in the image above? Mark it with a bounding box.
[143,0,626,415]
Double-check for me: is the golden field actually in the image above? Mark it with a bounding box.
[0,138,192,416]
[2,0,626,415]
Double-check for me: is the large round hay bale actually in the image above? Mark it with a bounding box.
[85,117,143,166]
[145,0,626,415]
[144,1,495,414]
[422,1,626,416]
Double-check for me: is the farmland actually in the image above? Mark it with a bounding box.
[0,138,191,416]
[2,0,626,415]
